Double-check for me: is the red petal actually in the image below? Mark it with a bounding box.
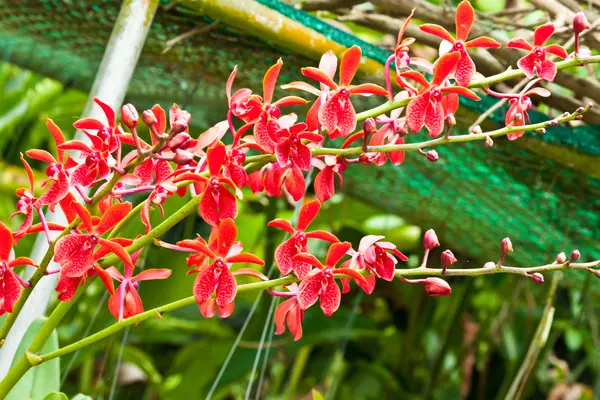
[534,23,555,47]
[35,171,70,207]
[94,266,115,294]
[55,235,94,277]
[72,202,94,232]
[302,67,338,90]
[275,239,299,276]
[419,24,454,43]
[73,117,105,131]
[305,230,339,243]
[194,265,217,305]
[55,274,83,302]
[226,66,238,105]
[98,238,134,271]
[268,219,295,234]
[432,51,461,86]
[319,276,341,316]
[325,242,352,267]
[253,116,277,153]
[400,71,430,89]
[200,186,238,227]
[297,272,322,310]
[152,104,167,135]
[60,140,93,153]
[441,86,480,100]
[281,81,321,96]
[314,166,335,203]
[199,298,217,318]
[46,119,66,163]
[216,218,237,257]
[537,59,557,81]
[331,95,357,137]
[133,268,172,282]
[406,92,430,133]
[0,223,13,261]
[544,44,568,59]
[26,149,56,164]
[207,142,227,177]
[275,297,296,335]
[388,136,405,166]
[227,253,264,267]
[94,97,116,127]
[517,53,536,78]
[231,267,268,280]
[455,0,474,41]
[2,271,23,313]
[507,38,533,51]
[217,301,235,318]
[272,96,309,108]
[298,200,321,231]
[294,252,324,270]
[215,267,237,306]
[424,100,445,138]
[333,267,368,286]
[340,45,362,87]
[454,51,475,87]
[284,166,306,202]
[465,36,501,48]
[96,202,132,235]
[348,83,388,96]
[263,59,283,104]
[305,100,321,132]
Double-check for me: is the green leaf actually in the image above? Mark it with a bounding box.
[312,388,324,400]
[42,392,68,400]
[565,327,584,351]
[6,317,60,400]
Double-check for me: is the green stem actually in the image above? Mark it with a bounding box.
[245,103,592,165]
[504,274,561,400]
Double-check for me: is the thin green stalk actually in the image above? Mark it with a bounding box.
[504,274,561,400]
[284,345,312,398]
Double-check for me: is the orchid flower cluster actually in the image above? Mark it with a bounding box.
[1,1,598,348]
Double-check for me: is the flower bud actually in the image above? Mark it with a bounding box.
[501,237,513,254]
[359,154,374,165]
[167,132,191,150]
[423,229,440,250]
[591,269,600,279]
[556,252,567,264]
[485,136,494,147]
[121,104,139,129]
[142,110,157,127]
[363,117,377,135]
[569,249,581,263]
[445,114,456,127]
[172,149,194,165]
[426,150,439,162]
[529,272,544,284]
[171,110,192,134]
[573,12,590,34]
[423,277,452,296]
[441,250,457,274]
[470,125,482,135]
[484,261,496,269]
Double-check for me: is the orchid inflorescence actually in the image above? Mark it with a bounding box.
[1,0,599,352]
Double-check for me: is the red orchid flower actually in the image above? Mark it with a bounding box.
[53,202,134,278]
[282,50,338,132]
[26,119,77,210]
[486,79,551,140]
[507,23,568,81]
[402,51,480,137]
[59,139,112,189]
[302,45,388,137]
[73,97,121,154]
[275,121,323,171]
[313,155,347,203]
[10,154,39,241]
[401,276,452,296]
[294,242,367,316]
[420,0,501,86]
[272,283,304,341]
[174,142,239,227]
[341,235,408,294]
[0,222,37,315]
[268,200,339,279]
[394,9,416,73]
[180,218,266,318]
[104,263,171,320]
[247,159,307,202]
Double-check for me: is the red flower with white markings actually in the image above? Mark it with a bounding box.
[104,262,171,320]
[53,202,134,278]
[59,139,112,189]
[275,122,323,171]
[268,200,339,279]
[178,218,266,318]
[302,46,388,137]
[73,97,121,154]
[0,222,37,315]
[487,78,551,140]
[507,24,568,81]
[174,142,239,227]
[420,0,501,86]
[272,283,304,341]
[402,51,480,137]
[294,242,367,316]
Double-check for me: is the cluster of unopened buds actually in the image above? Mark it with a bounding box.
[1,1,598,346]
